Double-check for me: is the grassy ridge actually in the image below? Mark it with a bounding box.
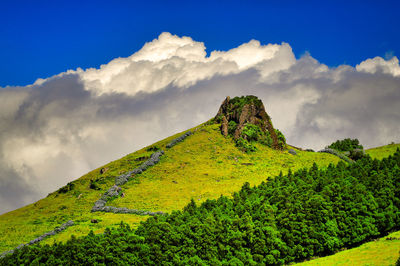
[0,123,340,253]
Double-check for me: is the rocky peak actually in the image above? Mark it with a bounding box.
[215,95,281,150]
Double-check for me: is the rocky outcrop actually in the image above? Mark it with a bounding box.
[221,116,228,137]
[0,220,74,258]
[215,96,281,149]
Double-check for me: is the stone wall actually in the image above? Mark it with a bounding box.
[318,148,353,164]
[0,220,74,258]
[166,131,192,149]
[92,131,193,216]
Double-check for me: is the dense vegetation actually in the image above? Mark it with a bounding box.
[327,138,366,161]
[2,149,400,265]
[328,138,364,152]
[235,124,286,153]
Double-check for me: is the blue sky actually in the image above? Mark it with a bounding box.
[1,0,399,86]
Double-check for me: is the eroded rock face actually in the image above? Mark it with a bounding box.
[221,116,228,137]
[215,95,280,149]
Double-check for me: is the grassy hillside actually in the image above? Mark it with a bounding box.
[0,122,340,253]
[297,231,400,266]
[295,143,400,266]
[3,144,399,264]
[366,143,400,160]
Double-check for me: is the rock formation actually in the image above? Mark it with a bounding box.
[215,95,281,149]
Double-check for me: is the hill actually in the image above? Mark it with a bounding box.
[2,142,399,264]
[295,143,400,266]
[0,96,341,254]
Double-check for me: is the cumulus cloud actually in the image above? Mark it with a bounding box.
[0,32,399,214]
[356,56,400,76]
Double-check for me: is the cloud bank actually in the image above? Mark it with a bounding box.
[1,32,399,214]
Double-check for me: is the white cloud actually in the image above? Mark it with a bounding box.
[0,32,399,214]
[356,56,400,76]
[78,32,295,95]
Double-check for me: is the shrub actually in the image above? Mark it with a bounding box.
[57,182,75,194]
[349,149,365,161]
[236,137,257,153]
[275,129,286,148]
[89,180,100,190]
[146,146,160,152]
[228,120,237,135]
[242,124,262,142]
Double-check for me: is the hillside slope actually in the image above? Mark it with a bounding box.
[0,122,340,253]
[296,143,400,266]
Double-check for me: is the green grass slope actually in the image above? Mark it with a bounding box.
[297,231,400,266]
[366,143,400,160]
[0,122,340,253]
[296,143,400,266]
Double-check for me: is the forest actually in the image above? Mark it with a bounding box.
[2,149,400,265]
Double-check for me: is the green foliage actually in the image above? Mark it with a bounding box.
[328,138,363,152]
[89,180,100,190]
[235,124,285,152]
[57,182,75,194]
[242,123,263,142]
[229,95,263,114]
[228,120,237,135]
[236,137,257,153]
[328,138,366,161]
[275,129,286,149]
[215,115,223,123]
[349,149,365,161]
[146,145,160,152]
[3,150,400,265]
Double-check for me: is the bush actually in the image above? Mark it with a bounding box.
[242,124,262,142]
[146,145,160,152]
[57,182,75,194]
[349,149,365,161]
[275,129,286,148]
[89,180,100,190]
[228,121,237,135]
[236,137,257,153]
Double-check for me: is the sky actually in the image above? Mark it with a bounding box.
[0,1,399,214]
[1,0,400,87]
